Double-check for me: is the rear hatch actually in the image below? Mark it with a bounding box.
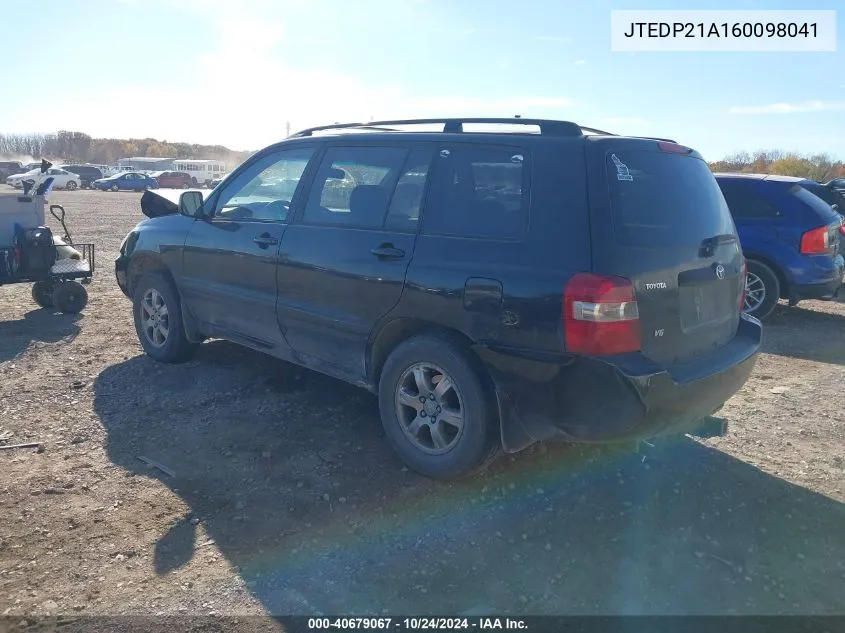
[584,137,743,366]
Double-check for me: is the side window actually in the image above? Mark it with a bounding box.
[214,147,314,223]
[302,146,409,228]
[424,145,528,240]
[384,148,433,232]
[719,182,781,219]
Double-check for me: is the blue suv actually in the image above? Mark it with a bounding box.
[716,173,844,320]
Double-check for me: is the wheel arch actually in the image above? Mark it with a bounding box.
[366,316,501,431]
[127,253,204,343]
[743,251,789,299]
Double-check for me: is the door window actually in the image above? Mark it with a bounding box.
[718,181,781,219]
[213,148,315,223]
[302,146,409,228]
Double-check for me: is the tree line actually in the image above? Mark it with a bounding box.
[2,132,843,183]
[0,131,253,168]
[708,150,845,182]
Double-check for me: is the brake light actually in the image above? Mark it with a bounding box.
[799,225,829,254]
[657,141,692,154]
[564,273,640,355]
[739,256,747,311]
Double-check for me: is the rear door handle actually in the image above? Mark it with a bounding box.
[370,245,405,259]
[253,233,279,248]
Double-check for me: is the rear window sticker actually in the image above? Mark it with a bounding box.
[611,154,634,181]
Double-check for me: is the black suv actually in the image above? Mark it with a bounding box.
[0,160,26,183]
[115,118,762,479]
[61,164,104,189]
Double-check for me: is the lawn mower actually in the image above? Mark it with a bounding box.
[0,160,94,313]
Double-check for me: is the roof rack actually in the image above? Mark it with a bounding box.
[289,117,609,139]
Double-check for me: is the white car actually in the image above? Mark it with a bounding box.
[6,167,82,190]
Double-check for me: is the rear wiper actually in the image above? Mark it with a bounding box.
[699,233,737,258]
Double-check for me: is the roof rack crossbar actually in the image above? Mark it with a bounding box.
[289,117,591,138]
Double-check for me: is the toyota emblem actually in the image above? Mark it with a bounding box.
[715,264,726,280]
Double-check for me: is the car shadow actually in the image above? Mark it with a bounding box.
[94,341,845,616]
[0,308,81,362]
[761,304,845,365]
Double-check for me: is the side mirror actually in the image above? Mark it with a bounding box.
[179,190,204,217]
[327,167,347,180]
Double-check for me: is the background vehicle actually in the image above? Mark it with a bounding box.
[60,165,104,189]
[6,167,82,190]
[716,173,844,320]
[92,172,159,192]
[116,117,761,479]
[209,172,229,189]
[150,171,193,188]
[825,178,845,196]
[0,161,26,183]
[171,159,227,187]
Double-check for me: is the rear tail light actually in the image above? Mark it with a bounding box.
[739,256,747,312]
[800,225,830,254]
[564,273,641,355]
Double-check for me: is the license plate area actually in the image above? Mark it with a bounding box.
[679,284,732,329]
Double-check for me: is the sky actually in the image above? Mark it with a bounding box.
[0,0,842,162]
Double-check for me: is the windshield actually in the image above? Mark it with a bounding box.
[606,150,735,247]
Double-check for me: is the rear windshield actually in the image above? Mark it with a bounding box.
[791,184,841,223]
[797,182,843,212]
[606,150,735,247]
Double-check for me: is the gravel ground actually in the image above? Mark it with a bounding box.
[0,189,844,620]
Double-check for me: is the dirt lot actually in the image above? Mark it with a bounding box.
[1,189,844,620]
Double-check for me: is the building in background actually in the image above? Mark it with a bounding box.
[117,157,175,172]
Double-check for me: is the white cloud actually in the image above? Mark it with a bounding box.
[462,27,477,36]
[574,59,587,66]
[728,101,845,115]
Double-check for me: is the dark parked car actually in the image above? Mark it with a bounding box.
[92,172,159,192]
[825,178,845,196]
[0,160,26,183]
[61,164,104,189]
[151,171,193,189]
[715,174,844,320]
[115,117,761,479]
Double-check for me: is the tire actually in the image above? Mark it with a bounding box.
[378,334,498,479]
[745,260,780,321]
[32,281,54,308]
[65,180,78,191]
[111,184,119,192]
[52,281,88,314]
[132,272,198,363]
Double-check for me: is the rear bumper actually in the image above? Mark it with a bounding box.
[792,255,844,300]
[479,314,762,453]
